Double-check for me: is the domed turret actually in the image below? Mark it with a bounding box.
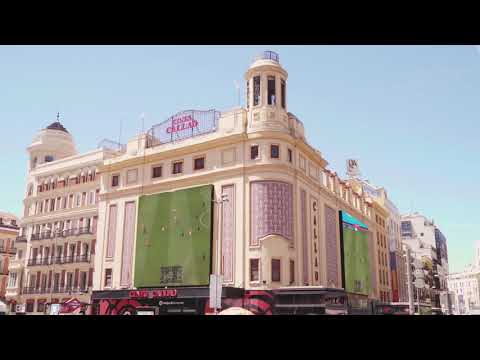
[27,114,77,171]
[244,51,289,133]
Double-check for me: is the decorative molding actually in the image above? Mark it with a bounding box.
[221,148,237,166]
[221,185,235,284]
[300,189,308,285]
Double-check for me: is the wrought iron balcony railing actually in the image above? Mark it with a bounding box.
[30,227,95,242]
[0,246,16,255]
[27,254,92,267]
[23,286,91,295]
[16,235,27,243]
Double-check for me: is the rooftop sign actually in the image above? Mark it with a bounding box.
[147,109,220,148]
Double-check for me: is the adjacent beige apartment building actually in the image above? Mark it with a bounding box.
[5,120,119,314]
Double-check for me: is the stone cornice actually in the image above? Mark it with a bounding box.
[98,133,248,174]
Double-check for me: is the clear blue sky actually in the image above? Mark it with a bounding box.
[1,45,478,272]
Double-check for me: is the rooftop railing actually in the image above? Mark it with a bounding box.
[252,50,280,63]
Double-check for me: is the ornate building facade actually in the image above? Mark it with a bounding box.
[0,212,19,305]
[90,51,382,315]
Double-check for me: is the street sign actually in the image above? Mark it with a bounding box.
[414,278,425,289]
[209,274,223,309]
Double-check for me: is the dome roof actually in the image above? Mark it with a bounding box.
[46,121,69,133]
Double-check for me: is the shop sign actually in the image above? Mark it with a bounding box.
[129,289,178,299]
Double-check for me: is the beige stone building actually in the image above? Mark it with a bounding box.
[0,212,19,307]
[6,120,119,314]
[91,51,381,315]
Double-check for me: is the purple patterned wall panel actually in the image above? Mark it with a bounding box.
[325,205,338,287]
[221,185,235,283]
[301,190,308,284]
[250,181,294,246]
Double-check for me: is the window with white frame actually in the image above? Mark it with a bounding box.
[8,272,17,288]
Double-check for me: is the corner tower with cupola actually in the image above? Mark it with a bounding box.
[244,51,290,134]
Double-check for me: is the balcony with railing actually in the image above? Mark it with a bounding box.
[23,286,91,295]
[27,254,92,267]
[15,235,27,243]
[30,227,95,242]
[0,246,16,255]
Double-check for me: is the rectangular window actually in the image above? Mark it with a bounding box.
[152,166,162,179]
[250,145,259,160]
[104,269,112,288]
[267,76,276,105]
[8,272,17,287]
[112,175,119,187]
[194,157,205,171]
[272,259,281,282]
[281,79,286,109]
[253,75,260,106]
[270,145,280,159]
[172,161,183,175]
[290,260,295,284]
[288,149,293,163]
[250,259,259,282]
[26,301,34,313]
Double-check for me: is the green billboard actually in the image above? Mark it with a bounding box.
[134,185,213,287]
[340,211,371,296]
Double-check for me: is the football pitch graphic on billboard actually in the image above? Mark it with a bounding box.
[339,211,371,296]
[134,185,213,287]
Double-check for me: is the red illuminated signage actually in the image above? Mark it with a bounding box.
[166,115,198,134]
[129,289,178,299]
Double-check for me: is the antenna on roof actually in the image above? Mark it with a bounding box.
[234,80,240,107]
[140,113,145,134]
[118,119,123,146]
[57,112,60,122]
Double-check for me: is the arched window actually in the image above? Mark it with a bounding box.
[45,155,54,163]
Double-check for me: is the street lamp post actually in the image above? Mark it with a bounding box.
[212,192,229,315]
